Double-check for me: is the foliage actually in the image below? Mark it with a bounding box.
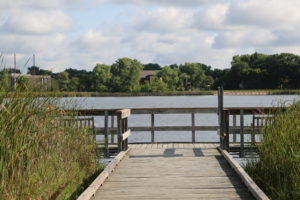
[93,64,112,92]
[141,77,169,92]
[180,63,206,89]
[1,52,299,92]
[245,102,300,200]
[110,57,143,92]
[143,63,162,70]
[0,77,101,199]
[158,66,180,90]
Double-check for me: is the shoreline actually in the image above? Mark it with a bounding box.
[4,89,299,97]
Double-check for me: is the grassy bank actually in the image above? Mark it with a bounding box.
[0,85,102,199]
[3,89,300,97]
[245,102,300,200]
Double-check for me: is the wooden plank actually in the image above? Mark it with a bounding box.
[91,145,254,200]
[122,129,131,141]
[217,147,269,200]
[77,149,130,200]
[131,126,219,132]
[118,109,131,119]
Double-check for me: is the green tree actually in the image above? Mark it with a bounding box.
[157,66,180,90]
[93,64,112,92]
[141,77,169,92]
[110,58,143,92]
[180,63,206,89]
[57,72,70,91]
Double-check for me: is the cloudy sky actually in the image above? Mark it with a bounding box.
[1,0,300,72]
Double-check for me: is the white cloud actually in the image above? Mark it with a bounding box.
[193,4,228,30]
[1,0,300,72]
[133,7,193,33]
[1,10,73,35]
[95,0,216,7]
[226,0,300,29]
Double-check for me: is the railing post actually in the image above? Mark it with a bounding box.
[233,115,236,143]
[218,86,224,149]
[151,113,155,143]
[124,117,128,150]
[117,113,122,152]
[111,115,114,144]
[225,110,230,151]
[104,111,109,158]
[191,112,195,143]
[240,110,245,158]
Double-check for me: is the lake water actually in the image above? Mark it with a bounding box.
[65,95,299,143]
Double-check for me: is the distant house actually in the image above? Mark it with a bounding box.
[9,73,53,91]
[140,70,160,83]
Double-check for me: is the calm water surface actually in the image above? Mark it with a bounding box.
[64,95,299,143]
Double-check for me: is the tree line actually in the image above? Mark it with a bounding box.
[1,53,300,92]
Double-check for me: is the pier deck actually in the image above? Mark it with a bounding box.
[91,143,254,200]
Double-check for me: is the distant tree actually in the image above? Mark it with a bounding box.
[141,77,169,92]
[57,72,70,91]
[64,68,94,91]
[157,66,180,90]
[143,63,162,70]
[93,64,112,92]
[111,58,143,92]
[180,63,206,89]
[1,68,21,74]
[27,66,52,75]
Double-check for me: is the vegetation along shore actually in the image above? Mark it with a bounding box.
[1,52,300,93]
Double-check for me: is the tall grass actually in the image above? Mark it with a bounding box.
[245,102,300,199]
[0,76,101,199]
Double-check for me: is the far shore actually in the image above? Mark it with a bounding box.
[13,89,300,97]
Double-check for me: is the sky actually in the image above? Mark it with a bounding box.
[1,0,300,72]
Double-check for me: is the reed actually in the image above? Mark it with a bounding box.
[0,75,102,199]
[245,102,300,200]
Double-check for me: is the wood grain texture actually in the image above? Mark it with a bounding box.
[91,144,254,200]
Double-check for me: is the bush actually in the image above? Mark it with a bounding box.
[246,102,300,200]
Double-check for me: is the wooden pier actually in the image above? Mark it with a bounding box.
[80,143,266,200]
[75,87,274,200]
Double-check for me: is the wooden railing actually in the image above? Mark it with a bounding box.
[217,87,282,157]
[69,109,131,157]
[131,108,218,143]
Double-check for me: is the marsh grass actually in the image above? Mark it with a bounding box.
[245,102,300,200]
[0,75,102,199]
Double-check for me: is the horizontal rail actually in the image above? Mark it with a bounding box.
[131,107,218,114]
[131,126,218,131]
[122,129,131,140]
[67,107,280,116]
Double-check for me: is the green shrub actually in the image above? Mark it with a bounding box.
[246,102,300,200]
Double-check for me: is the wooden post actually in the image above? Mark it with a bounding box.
[111,115,115,144]
[225,110,230,151]
[251,115,255,146]
[233,115,237,143]
[218,86,224,149]
[117,114,122,152]
[151,113,155,143]
[240,110,245,158]
[124,117,128,150]
[191,112,195,143]
[104,111,109,158]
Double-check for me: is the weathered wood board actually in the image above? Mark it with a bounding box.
[91,144,254,200]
